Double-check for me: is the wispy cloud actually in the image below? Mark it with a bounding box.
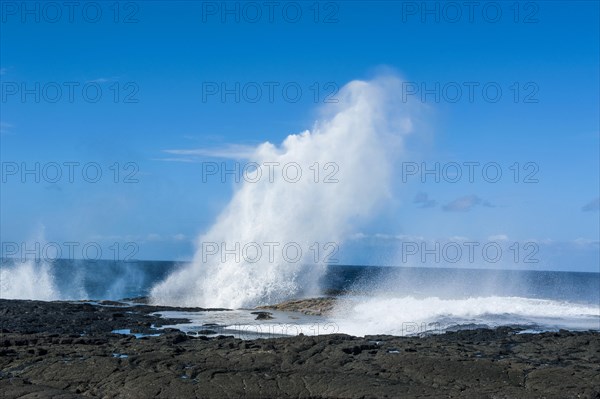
[146,233,162,241]
[413,192,437,208]
[582,197,600,212]
[0,121,14,135]
[442,195,494,212]
[488,234,508,241]
[572,238,600,247]
[159,143,257,162]
[90,233,189,243]
[152,157,200,163]
[173,233,187,241]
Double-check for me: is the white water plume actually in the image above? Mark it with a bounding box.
[0,259,60,301]
[150,75,416,308]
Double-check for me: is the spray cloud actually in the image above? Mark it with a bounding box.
[150,75,415,308]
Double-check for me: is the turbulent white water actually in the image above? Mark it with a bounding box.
[331,295,600,336]
[150,76,415,308]
[0,260,60,301]
[0,258,142,301]
[3,74,597,338]
[151,295,600,339]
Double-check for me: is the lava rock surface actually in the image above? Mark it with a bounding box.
[1,299,599,398]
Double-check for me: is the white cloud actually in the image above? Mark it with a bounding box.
[442,195,494,212]
[449,235,470,242]
[413,192,437,208]
[152,157,199,163]
[488,234,508,241]
[162,143,258,161]
[0,121,14,135]
[572,238,600,247]
[146,233,161,241]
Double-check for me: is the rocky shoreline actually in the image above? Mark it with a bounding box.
[257,297,338,316]
[1,298,599,398]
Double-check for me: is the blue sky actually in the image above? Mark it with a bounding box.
[1,1,598,271]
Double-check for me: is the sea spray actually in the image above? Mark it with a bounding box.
[0,257,170,301]
[0,227,65,300]
[331,295,600,336]
[326,265,600,336]
[0,259,60,300]
[150,76,416,308]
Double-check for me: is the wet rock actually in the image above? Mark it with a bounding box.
[196,329,217,335]
[0,298,598,399]
[251,311,274,320]
[170,333,188,344]
[257,297,337,315]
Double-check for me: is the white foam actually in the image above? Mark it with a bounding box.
[150,75,415,308]
[156,309,337,339]
[331,295,600,336]
[0,260,60,300]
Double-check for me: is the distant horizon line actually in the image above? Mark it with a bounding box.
[1,257,598,275]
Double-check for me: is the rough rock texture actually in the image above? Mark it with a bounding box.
[1,299,599,398]
[258,297,337,316]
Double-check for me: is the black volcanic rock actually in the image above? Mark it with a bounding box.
[0,299,599,398]
[251,311,274,320]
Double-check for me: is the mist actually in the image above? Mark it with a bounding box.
[150,75,416,308]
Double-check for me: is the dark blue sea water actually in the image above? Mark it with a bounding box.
[323,265,600,306]
[1,259,598,306]
[2,259,598,336]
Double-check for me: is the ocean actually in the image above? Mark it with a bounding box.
[1,259,598,337]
